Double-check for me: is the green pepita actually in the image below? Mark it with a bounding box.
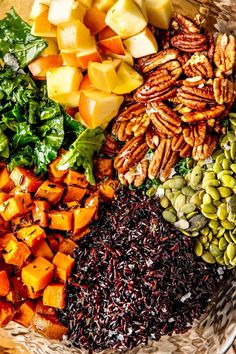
[162,210,177,223]
[202,194,212,204]
[222,158,231,170]
[230,141,236,160]
[174,194,186,212]
[226,243,236,260]
[174,219,189,230]
[190,191,203,207]
[194,239,203,257]
[213,161,222,174]
[209,219,220,230]
[217,170,233,180]
[186,211,198,220]
[202,251,216,264]
[218,187,232,198]
[201,211,218,220]
[199,234,208,244]
[209,243,222,258]
[221,220,235,230]
[219,237,228,251]
[203,179,220,188]
[205,186,220,201]
[216,227,225,238]
[217,203,228,221]
[181,203,196,214]
[223,251,230,266]
[201,204,217,214]
[187,214,208,231]
[162,176,186,189]
[182,186,195,197]
[231,164,236,173]
[190,166,203,188]
[221,175,236,189]
[160,196,170,208]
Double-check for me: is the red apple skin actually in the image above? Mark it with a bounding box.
[77,51,102,69]
[79,75,94,90]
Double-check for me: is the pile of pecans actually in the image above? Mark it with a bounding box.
[112,13,236,187]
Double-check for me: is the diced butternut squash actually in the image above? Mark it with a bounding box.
[17,225,46,248]
[31,239,54,261]
[59,238,77,256]
[74,207,96,234]
[53,251,75,282]
[64,170,88,188]
[112,61,144,95]
[26,286,43,300]
[36,299,56,316]
[60,201,80,211]
[123,27,158,58]
[0,216,10,236]
[28,55,62,78]
[145,0,174,29]
[0,192,10,204]
[0,301,14,328]
[41,38,59,56]
[10,167,43,193]
[79,74,94,90]
[98,35,125,55]
[32,313,68,339]
[105,0,147,39]
[100,179,118,199]
[61,52,81,67]
[11,214,32,231]
[98,26,117,40]
[0,270,10,296]
[57,20,95,52]
[47,233,63,254]
[31,10,57,37]
[84,7,106,34]
[72,227,90,241]
[84,193,99,209]
[21,257,54,292]
[6,276,28,303]
[0,193,33,221]
[13,300,36,328]
[88,61,118,93]
[63,186,86,203]
[0,233,17,251]
[93,0,116,12]
[43,283,66,309]
[3,240,31,267]
[32,200,50,228]
[103,49,134,66]
[76,47,102,69]
[35,180,64,205]
[51,92,81,108]
[79,89,124,128]
[0,166,14,192]
[48,0,86,25]
[94,158,113,179]
[48,211,73,231]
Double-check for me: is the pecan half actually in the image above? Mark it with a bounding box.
[171,135,192,158]
[181,105,225,123]
[137,49,181,73]
[183,53,214,79]
[213,77,235,105]
[101,133,119,156]
[114,136,148,173]
[179,142,192,158]
[203,29,215,60]
[214,34,236,77]
[148,139,172,179]
[134,69,177,102]
[192,135,218,160]
[171,33,208,53]
[182,76,206,87]
[172,12,200,34]
[160,151,179,182]
[177,84,215,110]
[145,127,162,149]
[183,123,207,147]
[133,158,149,187]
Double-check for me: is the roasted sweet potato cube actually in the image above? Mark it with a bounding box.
[99,179,118,200]
[0,166,14,192]
[84,193,99,209]
[94,158,113,179]
[36,299,56,316]
[59,238,77,256]
[0,192,10,204]
[32,313,68,339]
[0,193,33,221]
[32,200,50,228]
[35,180,64,205]
[21,257,54,292]
[10,167,43,193]
[0,301,14,327]
[0,270,10,296]
[47,233,64,254]
[17,225,46,248]
[0,233,17,251]
[11,214,32,230]
[48,154,68,183]
[13,300,36,328]
[26,286,43,300]
[63,170,88,188]
[74,207,96,235]
[31,239,54,261]
[3,240,31,267]
[48,211,73,231]
[6,276,28,303]
[43,283,66,309]
[53,251,75,282]
[60,200,80,211]
[63,186,86,203]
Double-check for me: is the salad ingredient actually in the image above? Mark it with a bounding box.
[10,167,43,193]
[0,270,10,296]
[0,9,47,67]
[93,0,116,12]
[123,27,158,58]
[31,239,54,261]
[32,312,68,340]
[35,180,64,205]
[3,240,31,267]
[43,283,66,309]
[74,207,97,234]
[31,10,57,38]
[17,225,46,248]
[76,47,102,69]
[84,7,106,34]
[53,252,75,282]
[49,210,74,231]
[88,61,118,93]
[145,0,174,29]
[112,61,144,95]
[0,301,14,328]
[105,0,147,39]
[48,0,86,26]
[28,55,62,78]
[30,1,48,20]
[59,188,225,352]
[79,90,123,130]
[13,300,36,328]
[41,38,59,56]
[98,34,126,56]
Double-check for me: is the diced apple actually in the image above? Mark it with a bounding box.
[123,27,158,58]
[30,1,48,20]
[50,92,81,107]
[98,26,117,40]
[105,0,147,39]
[133,0,148,21]
[31,10,57,38]
[76,48,102,69]
[78,0,93,7]
[112,61,143,94]
[47,66,83,98]
[102,49,134,66]
[57,20,95,52]
[145,0,174,29]
[84,7,106,34]
[28,55,62,77]
[98,36,125,55]
[79,75,94,90]
[93,0,116,12]
[48,0,86,26]
[74,112,90,128]
[61,52,80,67]
[88,61,118,93]
[79,89,124,128]
[41,38,59,56]
[39,0,51,4]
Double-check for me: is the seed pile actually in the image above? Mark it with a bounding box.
[58,188,225,352]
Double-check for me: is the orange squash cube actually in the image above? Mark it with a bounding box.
[13,300,36,328]
[0,270,10,296]
[6,276,28,303]
[74,207,96,234]
[10,167,43,193]
[59,238,77,256]
[0,192,10,204]
[53,251,75,282]
[0,301,14,327]
[0,233,17,251]
[100,179,118,200]
[48,211,73,231]
[63,170,88,188]
[17,225,46,248]
[3,240,31,267]
[0,193,33,221]
[35,180,64,205]
[11,214,32,230]
[31,239,54,261]
[32,200,50,228]
[84,7,106,34]
[26,286,43,300]
[43,283,66,309]
[48,151,68,183]
[63,186,86,203]
[21,257,54,293]
[0,166,14,192]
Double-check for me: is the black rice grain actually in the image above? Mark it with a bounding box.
[58,188,225,352]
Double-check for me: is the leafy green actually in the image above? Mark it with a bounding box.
[57,128,105,185]
[174,158,194,176]
[7,146,34,171]
[0,8,47,67]
[0,129,9,157]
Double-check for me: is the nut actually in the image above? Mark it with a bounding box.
[148,139,172,179]
[214,34,236,77]
[172,12,200,34]
[192,135,218,160]
[101,133,119,156]
[181,105,225,123]
[145,127,162,149]
[182,76,206,87]
[213,77,235,105]
[177,84,215,111]
[133,158,149,187]
[137,48,181,73]
[184,53,214,79]
[171,33,208,53]
[183,123,207,147]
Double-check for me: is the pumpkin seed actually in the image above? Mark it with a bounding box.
[212,149,222,159]
[226,243,236,260]
[201,204,217,214]
[208,231,213,242]
[224,231,233,243]
[217,203,228,221]
[190,166,203,188]
[186,211,198,220]
[231,164,236,173]
[215,256,225,265]
[229,231,236,244]
[203,179,220,188]
[202,194,212,204]
[217,170,233,180]
[221,220,235,230]
[221,175,236,188]
[166,191,175,205]
[200,226,210,235]
[202,251,215,264]
[187,214,208,231]
[224,149,231,160]
[162,210,177,223]
[209,243,222,258]
[205,186,220,201]
[181,203,196,214]
[182,186,195,197]
[229,256,236,267]
[160,196,170,208]
[211,238,219,245]
[199,234,208,244]
[228,213,236,223]
[213,161,222,174]
[174,194,186,212]
[162,176,186,189]
[230,141,236,160]
[173,191,182,203]
[216,228,225,238]
[190,191,203,207]
[219,237,228,251]
[215,153,225,163]
[218,187,232,198]
[174,219,189,230]
[204,242,210,250]
[209,219,220,230]
[201,211,218,220]
[194,239,203,257]
[222,158,231,170]
[227,195,236,214]
[223,251,230,266]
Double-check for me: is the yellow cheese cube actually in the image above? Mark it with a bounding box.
[48,0,86,26]
[105,0,147,39]
[31,10,57,38]
[145,0,174,29]
[112,61,143,94]
[123,27,158,58]
[88,61,118,93]
[47,66,83,97]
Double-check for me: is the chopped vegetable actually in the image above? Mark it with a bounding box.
[35,180,64,205]
[63,186,86,203]
[3,240,31,267]
[17,225,46,247]
[32,200,50,227]
[31,239,54,261]
[53,251,75,282]
[0,301,14,327]
[31,312,68,340]
[10,167,43,192]
[74,207,96,234]
[63,170,88,188]
[48,210,74,231]
[13,300,36,328]
[0,270,10,297]
[43,283,66,309]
